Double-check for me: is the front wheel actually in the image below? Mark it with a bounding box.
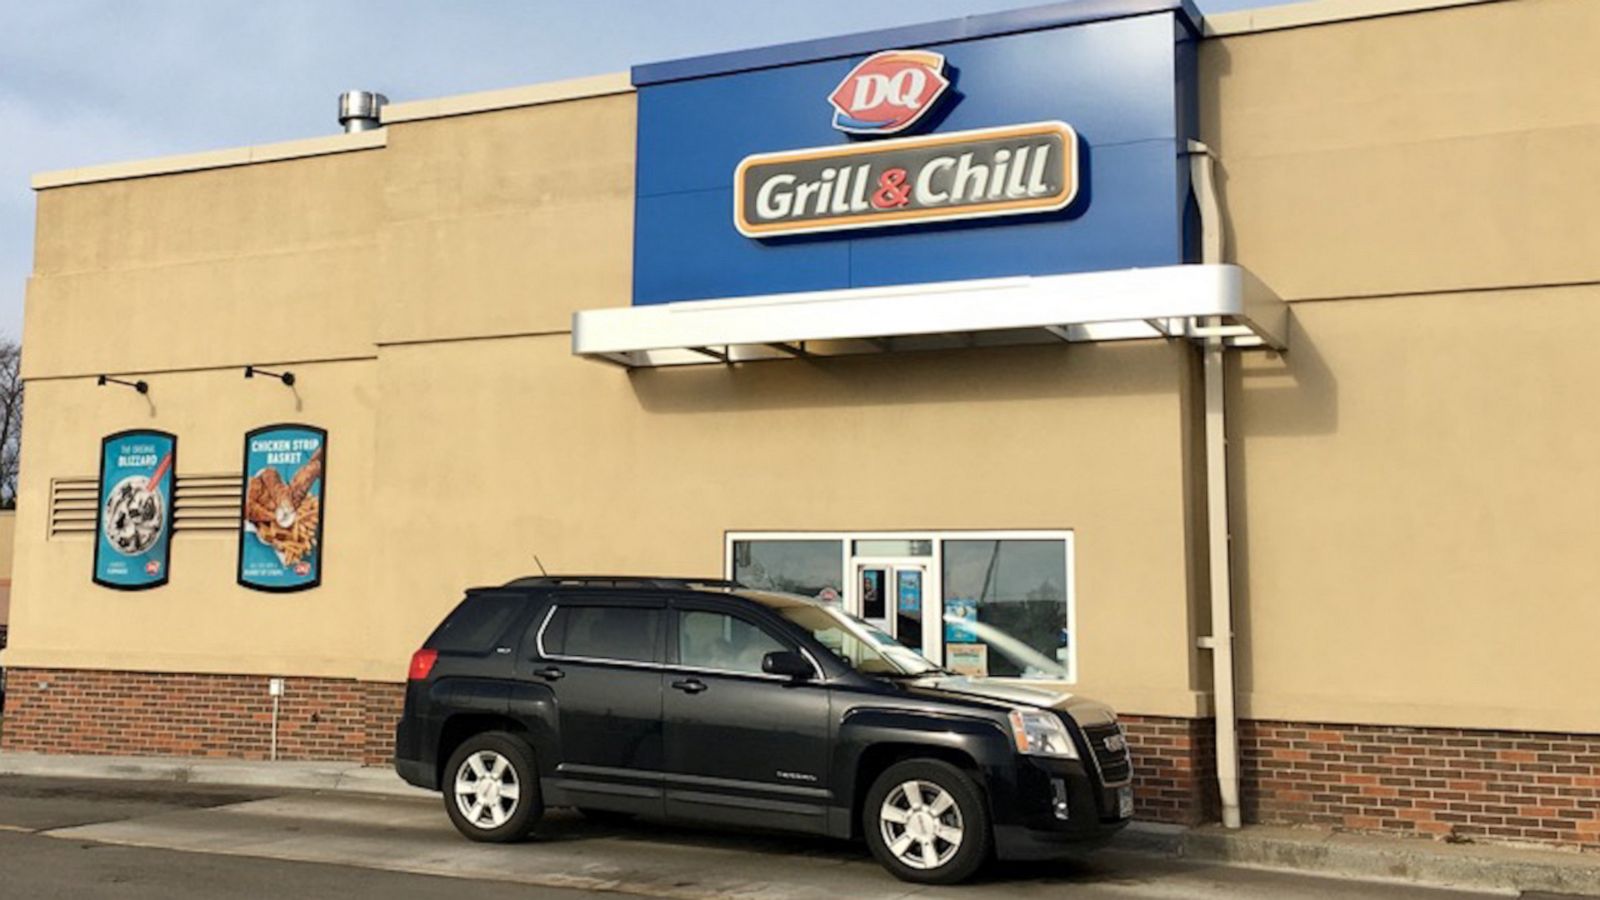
[863,758,991,884]
[443,731,543,842]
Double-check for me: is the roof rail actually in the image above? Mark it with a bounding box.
[500,575,744,590]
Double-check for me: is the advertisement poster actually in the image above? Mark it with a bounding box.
[944,596,978,642]
[861,568,884,616]
[238,424,326,592]
[946,642,989,677]
[94,430,177,590]
[897,569,922,615]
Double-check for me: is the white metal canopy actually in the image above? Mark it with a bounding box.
[571,264,1286,368]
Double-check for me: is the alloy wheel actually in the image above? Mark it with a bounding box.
[878,779,964,870]
[453,749,521,829]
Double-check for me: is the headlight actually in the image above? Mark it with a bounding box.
[1008,707,1078,759]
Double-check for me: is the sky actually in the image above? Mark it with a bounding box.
[0,0,1296,345]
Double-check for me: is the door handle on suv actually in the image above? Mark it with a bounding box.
[535,666,565,681]
[671,678,707,695]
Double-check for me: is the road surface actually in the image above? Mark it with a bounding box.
[0,775,1514,899]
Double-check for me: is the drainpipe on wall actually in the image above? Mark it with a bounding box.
[1187,139,1243,830]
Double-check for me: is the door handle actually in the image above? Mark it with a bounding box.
[535,666,565,681]
[671,678,707,695]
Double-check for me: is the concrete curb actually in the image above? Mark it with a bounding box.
[1120,823,1600,897]
[5,751,1599,895]
[0,751,430,798]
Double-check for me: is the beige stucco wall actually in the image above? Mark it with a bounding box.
[1204,0,1600,302]
[1207,0,1600,732]
[0,509,15,624]
[0,510,15,576]
[368,336,1204,713]
[4,363,378,676]
[378,94,636,342]
[23,149,385,380]
[7,137,388,675]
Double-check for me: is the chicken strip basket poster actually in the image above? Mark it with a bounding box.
[238,424,326,592]
[94,429,177,590]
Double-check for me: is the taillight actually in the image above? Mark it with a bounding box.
[408,648,438,681]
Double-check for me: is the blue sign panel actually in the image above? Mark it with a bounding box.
[238,424,326,593]
[94,430,176,590]
[632,2,1199,305]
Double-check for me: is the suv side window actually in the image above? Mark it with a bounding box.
[542,604,661,664]
[429,592,525,653]
[677,609,787,675]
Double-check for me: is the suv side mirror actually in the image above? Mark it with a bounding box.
[762,650,815,681]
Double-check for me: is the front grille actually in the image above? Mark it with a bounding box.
[1081,723,1132,785]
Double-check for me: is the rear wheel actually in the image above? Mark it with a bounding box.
[443,731,543,842]
[863,759,991,884]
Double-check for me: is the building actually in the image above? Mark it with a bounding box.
[0,509,14,649]
[4,0,1598,851]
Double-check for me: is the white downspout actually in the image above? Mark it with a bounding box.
[1188,139,1242,830]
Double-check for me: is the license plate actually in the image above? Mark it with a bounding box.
[1117,786,1134,818]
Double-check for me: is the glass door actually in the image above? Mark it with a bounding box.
[850,558,936,659]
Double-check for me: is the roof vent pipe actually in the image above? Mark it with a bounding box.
[337,90,387,132]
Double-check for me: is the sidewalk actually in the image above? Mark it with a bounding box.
[2,750,1597,897]
[0,750,430,798]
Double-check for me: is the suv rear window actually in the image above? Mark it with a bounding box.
[429,592,525,653]
[541,605,660,663]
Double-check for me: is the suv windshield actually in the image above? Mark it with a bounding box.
[777,603,942,677]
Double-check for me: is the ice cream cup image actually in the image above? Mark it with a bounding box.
[103,475,165,556]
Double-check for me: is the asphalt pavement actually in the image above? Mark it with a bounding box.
[0,774,1526,899]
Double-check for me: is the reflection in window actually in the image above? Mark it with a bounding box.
[544,606,661,663]
[942,540,1070,679]
[678,610,786,675]
[733,539,843,603]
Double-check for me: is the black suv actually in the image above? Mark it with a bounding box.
[395,577,1133,884]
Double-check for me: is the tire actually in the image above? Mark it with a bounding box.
[576,807,635,825]
[442,731,543,842]
[862,759,991,884]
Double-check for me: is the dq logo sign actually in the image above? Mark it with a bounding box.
[829,50,950,135]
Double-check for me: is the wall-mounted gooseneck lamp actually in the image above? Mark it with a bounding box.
[244,365,296,387]
[97,374,149,394]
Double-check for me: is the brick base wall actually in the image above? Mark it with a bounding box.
[1122,714,1218,825]
[1242,720,1600,849]
[0,667,404,765]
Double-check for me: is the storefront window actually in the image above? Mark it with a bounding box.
[852,539,932,557]
[941,539,1071,680]
[732,539,843,603]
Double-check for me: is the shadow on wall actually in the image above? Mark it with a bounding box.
[1225,312,1340,699]
[625,340,1187,416]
